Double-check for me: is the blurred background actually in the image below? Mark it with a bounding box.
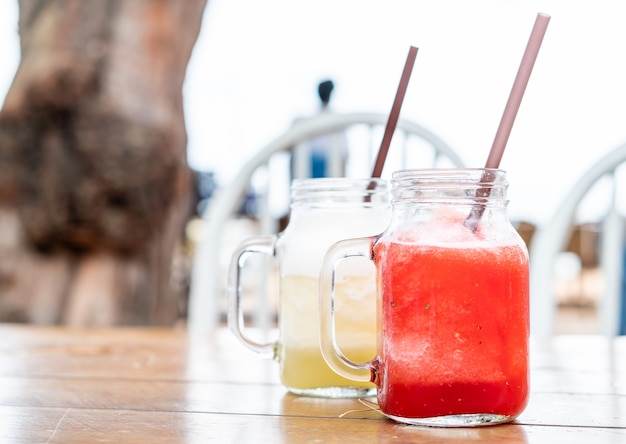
[1,0,625,333]
[3,0,626,224]
[191,0,626,226]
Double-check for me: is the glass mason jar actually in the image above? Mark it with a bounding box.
[320,168,530,425]
[228,177,390,397]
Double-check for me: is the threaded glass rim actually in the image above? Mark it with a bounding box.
[391,168,508,206]
[291,178,389,207]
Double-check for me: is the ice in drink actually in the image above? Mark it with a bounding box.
[279,274,376,391]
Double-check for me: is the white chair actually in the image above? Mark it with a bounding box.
[530,143,626,338]
[187,111,465,333]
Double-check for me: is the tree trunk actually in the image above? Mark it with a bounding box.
[0,0,207,326]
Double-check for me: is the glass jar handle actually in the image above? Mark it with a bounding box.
[227,235,277,359]
[319,236,377,383]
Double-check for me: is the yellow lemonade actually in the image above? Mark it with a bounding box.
[278,274,376,393]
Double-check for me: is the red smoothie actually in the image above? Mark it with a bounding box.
[373,238,529,420]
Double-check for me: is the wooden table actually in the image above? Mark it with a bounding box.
[0,325,624,443]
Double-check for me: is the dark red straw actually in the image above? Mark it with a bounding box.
[371,46,419,179]
[464,13,550,232]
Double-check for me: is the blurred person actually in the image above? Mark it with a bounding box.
[291,79,349,179]
[278,80,349,230]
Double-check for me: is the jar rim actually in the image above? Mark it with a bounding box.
[292,177,387,190]
[290,177,389,207]
[392,168,505,180]
[390,168,508,206]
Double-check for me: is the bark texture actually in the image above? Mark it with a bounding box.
[0,0,207,325]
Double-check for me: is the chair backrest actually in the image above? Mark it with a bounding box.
[529,143,626,338]
[187,111,465,332]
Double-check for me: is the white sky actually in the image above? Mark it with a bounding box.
[2,1,626,226]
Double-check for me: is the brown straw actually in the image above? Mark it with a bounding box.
[464,12,550,231]
[370,46,419,179]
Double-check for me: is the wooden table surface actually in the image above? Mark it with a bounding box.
[0,324,624,443]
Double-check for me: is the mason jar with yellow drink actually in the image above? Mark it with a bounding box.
[228,177,390,397]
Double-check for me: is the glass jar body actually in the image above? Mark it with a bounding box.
[277,178,390,397]
[228,177,390,398]
[373,169,529,425]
